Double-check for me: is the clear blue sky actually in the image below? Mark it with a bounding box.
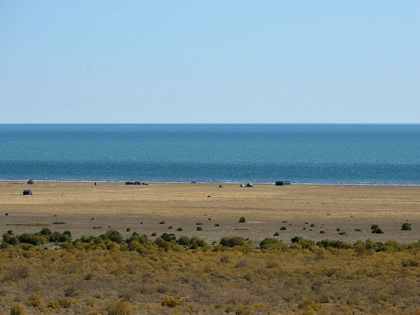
[1,1,419,123]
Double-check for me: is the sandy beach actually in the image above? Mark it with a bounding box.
[0,181,419,244]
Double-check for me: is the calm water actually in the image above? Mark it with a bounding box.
[0,124,419,185]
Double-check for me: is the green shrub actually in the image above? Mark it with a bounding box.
[196,226,203,231]
[177,235,190,246]
[260,238,287,251]
[401,223,412,230]
[176,227,183,231]
[189,236,208,249]
[280,226,286,230]
[159,221,165,224]
[273,232,279,236]
[19,233,47,245]
[160,233,176,242]
[220,236,247,247]
[317,239,352,249]
[40,228,52,235]
[239,217,246,223]
[2,233,19,245]
[104,230,124,244]
[290,237,315,249]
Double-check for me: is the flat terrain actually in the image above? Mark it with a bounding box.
[0,181,419,244]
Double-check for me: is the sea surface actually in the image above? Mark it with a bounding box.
[0,124,419,185]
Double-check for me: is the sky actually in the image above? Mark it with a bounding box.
[1,1,419,123]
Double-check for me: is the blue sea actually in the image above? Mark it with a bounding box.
[0,124,420,185]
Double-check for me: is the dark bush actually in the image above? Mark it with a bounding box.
[104,230,124,244]
[2,233,19,245]
[189,236,207,249]
[40,228,52,235]
[401,223,412,230]
[220,236,247,247]
[238,217,246,223]
[19,233,47,245]
[177,236,190,246]
[160,233,176,242]
[290,237,315,249]
[317,239,352,249]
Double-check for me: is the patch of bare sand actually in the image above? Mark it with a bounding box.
[0,181,419,244]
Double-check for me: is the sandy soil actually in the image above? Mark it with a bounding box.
[0,181,419,244]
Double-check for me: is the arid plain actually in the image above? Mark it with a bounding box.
[1,181,418,244]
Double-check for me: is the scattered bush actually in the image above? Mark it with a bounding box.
[401,223,412,230]
[280,226,286,230]
[196,226,203,231]
[238,217,246,223]
[371,225,384,234]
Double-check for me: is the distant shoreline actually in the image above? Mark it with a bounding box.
[2,179,420,187]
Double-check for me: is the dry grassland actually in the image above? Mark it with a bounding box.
[0,181,419,244]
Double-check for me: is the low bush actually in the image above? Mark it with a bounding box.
[161,296,183,308]
[220,236,247,248]
[10,303,27,315]
[260,238,288,251]
[401,223,412,230]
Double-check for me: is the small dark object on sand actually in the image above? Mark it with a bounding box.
[23,190,33,195]
[27,179,34,185]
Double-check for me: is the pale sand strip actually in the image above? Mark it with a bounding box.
[0,181,419,243]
